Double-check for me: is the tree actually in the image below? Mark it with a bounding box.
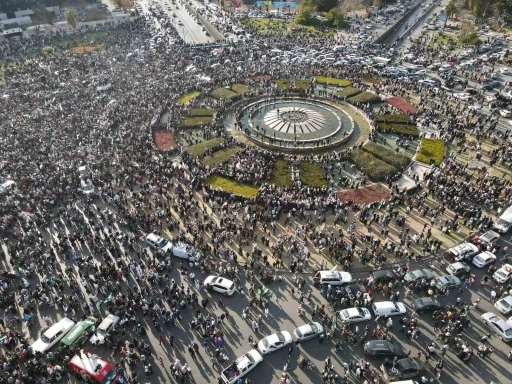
[313,0,338,13]
[295,5,313,25]
[444,1,458,26]
[111,0,131,9]
[65,9,78,28]
[325,8,348,29]
[32,2,54,24]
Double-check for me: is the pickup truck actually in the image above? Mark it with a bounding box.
[380,358,426,382]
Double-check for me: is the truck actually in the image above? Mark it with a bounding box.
[380,358,426,382]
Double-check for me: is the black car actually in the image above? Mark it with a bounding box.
[364,340,404,358]
[343,284,366,299]
[371,270,395,285]
[411,297,443,314]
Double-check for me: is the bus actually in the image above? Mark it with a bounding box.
[69,351,119,384]
[61,316,97,348]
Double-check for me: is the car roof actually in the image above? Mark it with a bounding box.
[450,243,478,254]
[44,318,75,338]
[367,340,392,348]
[98,314,120,330]
[374,301,396,309]
[478,251,496,259]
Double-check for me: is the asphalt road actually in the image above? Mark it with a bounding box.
[10,198,512,384]
[138,0,214,45]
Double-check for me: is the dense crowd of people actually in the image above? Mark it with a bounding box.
[0,6,511,384]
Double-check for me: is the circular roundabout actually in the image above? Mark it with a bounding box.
[237,97,357,152]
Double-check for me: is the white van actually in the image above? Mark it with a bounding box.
[494,205,512,233]
[30,317,75,353]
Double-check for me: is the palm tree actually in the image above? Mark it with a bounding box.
[444,1,458,27]
[65,9,78,29]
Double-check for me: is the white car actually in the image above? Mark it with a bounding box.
[257,331,292,354]
[500,110,511,118]
[486,95,497,104]
[500,67,509,74]
[203,275,236,296]
[293,322,324,341]
[472,251,496,268]
[146,233,173,252]
[446,262,470,277]
[89,314,120,345]
[220,349,263,384]
[494,296,512,315]
[30,317,75,353]
[493,264,512,283]
[481,312,512,342]
[339,307,372,323]
[371,301,407,317]
[453,92,471,101]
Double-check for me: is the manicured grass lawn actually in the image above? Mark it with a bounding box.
[416,138,445,166]
[201,147,241,167]
[374,114,411,124]
[427,32,457,49]
[206,175,260,199]
[314,76,352,87]
[231,84,250,94]
[363,142,412,169]
[181,116,214,128]
[211,88,238,99]
[270,159,292,186]
[335,87,362,99]
[349,150,397,182]
[190,109,216,117]
[177,90,200,105]
[347,91,382,105]
[376,123,419,137]
[275,79,311,90]
[185,137,225,157]
[298,162,327,187]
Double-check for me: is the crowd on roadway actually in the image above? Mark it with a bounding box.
[0,6,512,384]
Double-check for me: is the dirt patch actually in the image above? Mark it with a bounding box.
[72,46,98,54]
[338,184,391,204]
[154,130,177,151]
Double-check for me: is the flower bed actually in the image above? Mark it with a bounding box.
[201,147,241,167]
[314,76,352,87]
[338,184,391,204]
[189,109,216,117]
[177,90,200,105]
[376,123,419,137]
[335,87,362,99]
[374,114,411,124]
[416,138,445,166]
[206,175,260,199]
[385,96,419,114]
[185,137,225,157]
[153,131,177,151]
[275,79,311,90]
[211,88,238,99]
[363,143,411,170]
[181,116,214,128]
[347,91,382,105]
[349,150,397,182]
[231,84,250,94]
[270,159,292,186]
[298,162,327,187]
